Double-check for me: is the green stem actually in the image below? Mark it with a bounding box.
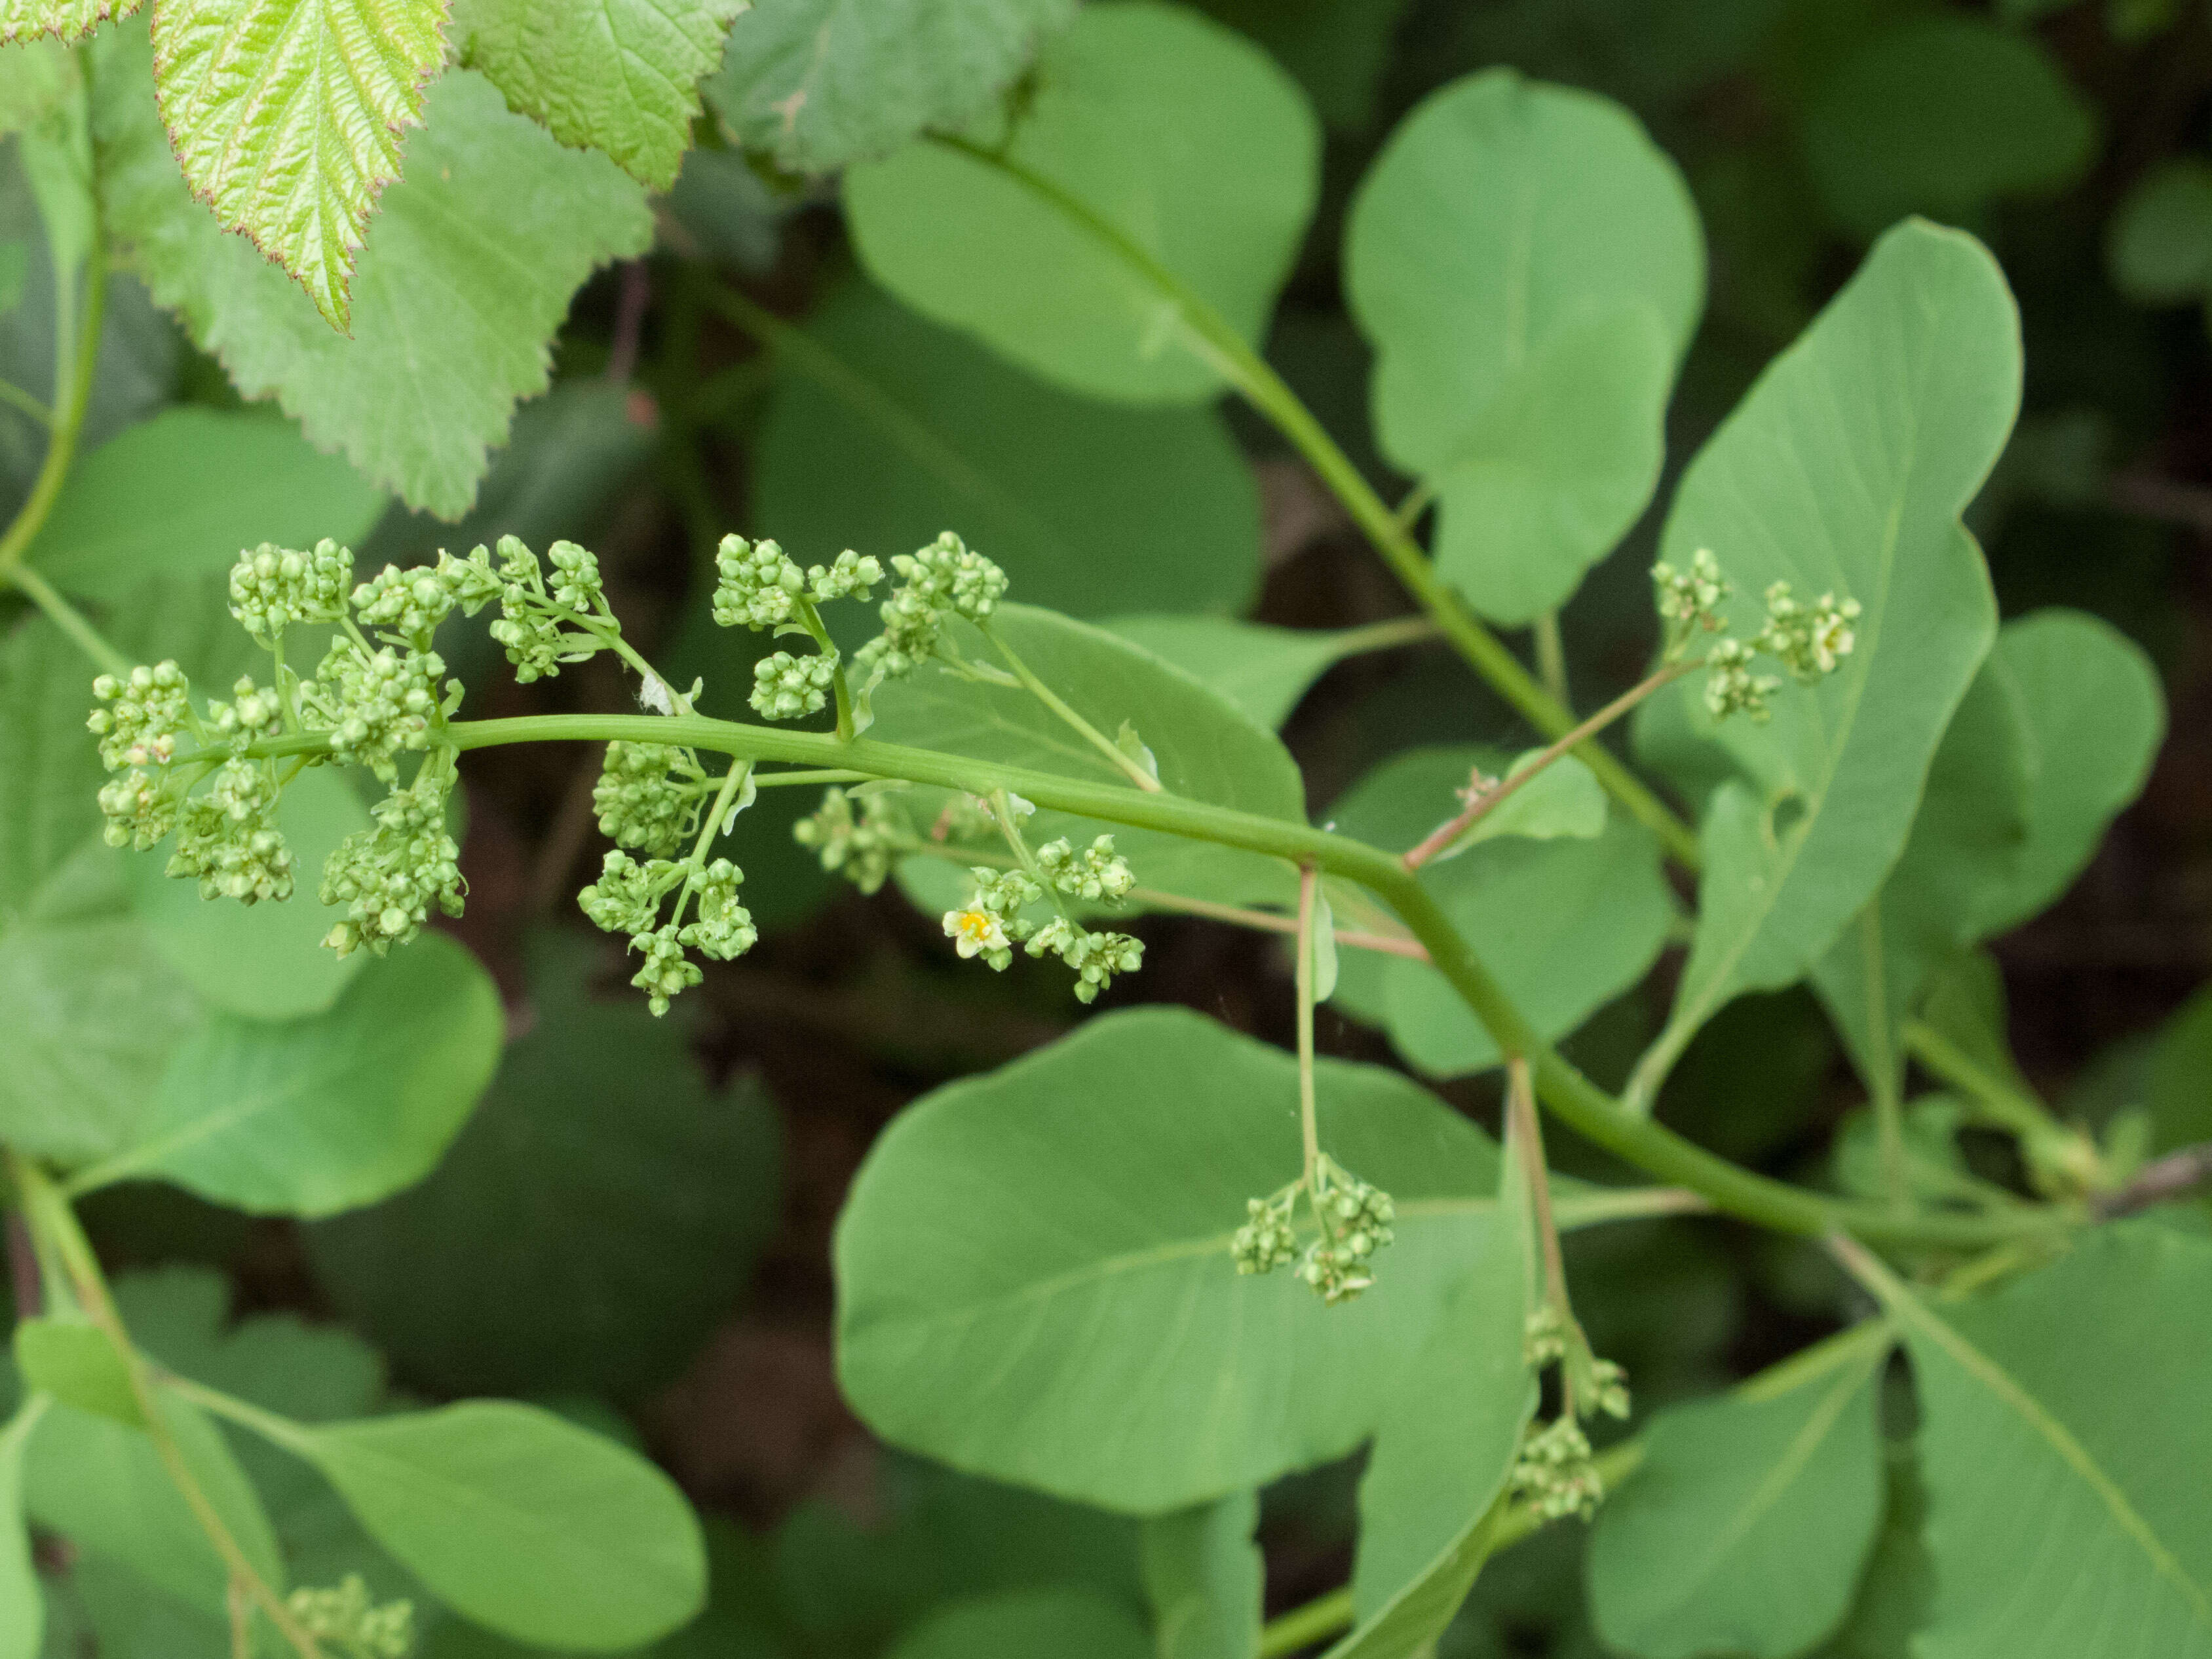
[752,767,871,788]
[1532,610,1570,709]
[1296,865,1321,1187]
[927,136,1701,871]
[1257,1588,1353,1658]
[0,204,105,579]
[795,594,856,742]
[205,708,2073,1250]
[1901,1019,2071,1146]
[1329,615,1442,656]
[0,377,51,428]
[7,562,132,676]
[983,620,1161,791]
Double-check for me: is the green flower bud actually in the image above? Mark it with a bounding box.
[1510,1416,1605,1521]
[229,539,352,639]
[679,858,758,961]
[320,768,464,958]
[627,921,703,1016]
[1025,916,1143,1003]
[594,742,706,858]
[1702,637,1778,724]
[853,531,1008,681]
[793,786,908,894]
[286,1573,414,1659]
[167,760,294,904]
[1651,546,1729,647]
[750,649,837,721]
[577,849,681,939]
[1035,834,1135,904]
[808,548,885,603]
[1754,581,1861,683]
[300,640,449,781]
[1231,1191,1299,1276]
[712,535,807,630]
[86,660,192,770]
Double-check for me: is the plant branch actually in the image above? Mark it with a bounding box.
[983,620,1161,791]
[1296,864,1321,1186]
[0,200,105,580]
[0,376,51,429]
[1403,660,1695,869]
[925,136,1701,870]
[9,1156,324,1658]
[10,561,134,676]
[1531,610,1569,708]
[2094,1141,2212,1219]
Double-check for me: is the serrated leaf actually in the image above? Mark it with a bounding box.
[0,0,142,43]
[307,932,781,1397]
[1345,69,1703,624]
[754,276,1263,620]
[706,0,1074,174]
[1587,1327,1890,1659]
[1142,1492,1262,1659]
[844,1,1318,405]
[247,1400,706,1650]
[96,20,653,516]
[26,406,385,603]
[71,930,502,1216]
[152,0,448,328]
[833,1006,1635,1514]
[453,0,744,189]
[1634,222,2017,1099]
[1881,1224,2212,1658]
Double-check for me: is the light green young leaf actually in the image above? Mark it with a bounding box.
[1344,70,1702,624]
[1637,221,2018,1099]
[128,766,374,1020]
[0,1397,39,1659]
[25,1381,283,1616]
[13,1318,139,1426]
[1811,658,2030,1097]
[26,407,384,602]
[2110,161,2212,306]
[96,23,653,517]
[1099,617,1403,730]
[1342,1111,1535,1650]
[308,931,780,1398]
[451,0,742,188]
[1588,1327,1890,1659]
[707,0,1075,174]
[1327,746,1671,1077]
[73,930,500,1215]
[1141,1491,1262,1659]
[1974,609,2164,936]
[252,1399,706,1650]
[1802,18,2098,237]
[886,1589,1151,1659]
[869,603,1306,909]
[755,277,1262,619]
[1887,1224,2212,1658]
[0,0,140,43]
[833,1006,1601,1514]
[151,0,448,328]
[845,2,1319,405]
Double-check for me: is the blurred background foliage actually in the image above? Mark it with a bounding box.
[7,0,2212,1652]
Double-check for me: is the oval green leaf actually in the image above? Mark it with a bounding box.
[844,1,1318,404]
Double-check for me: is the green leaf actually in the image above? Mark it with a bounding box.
[1809,1445,1936,1659]
[835,1005,1533,1512]
[151,0,448,328]
[1141,1491,1262,1659]
[0,607,105,919]
[253,1400,706,1650]
[2110,161,2212,305]
[74,930,502,1216]
[1341,1115,1536,1652]
[307,932,780,1397]
[868,603,1306,908]
[706,0,1075,174]
[0,0,141,43]
[0,1398,41,1659]
[755,276,1263,619]
[1587,1327,1890,1659]
[24,1381,283,1616]
[1344,70,1702,624]
[128,765,375,1020]
[2148,983,2212,1155]
[1886,1224,2212,1657]
[1831,1097,1975,1208]
[1637,221,2018,1097]
[95,22,653,517]
[885,1590,1151,1659]
[1810,658,2030,1097]
[25,407,384,603]
[12,1318,139,1426]
[1802,19,2098,238]
[1098,617,1390,730]
[1326,746,1672,1077]
[1973,609,2164,936]
[844,1,1318,405]
[451,0,742,189]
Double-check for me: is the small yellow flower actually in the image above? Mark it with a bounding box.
[943,907,1008,959]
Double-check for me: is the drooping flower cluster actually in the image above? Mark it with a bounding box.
[1232,1153,1397,1305]
[168,759,293,902]
[594,741,710,859]
[576,833,760,1016]
[229,539,351,638]
[286,1574,413,1659]
[320,765,464,959]
[854,531,1009,680]
[1650,548,1860,724]
[934,828,1145,1004]
[1510,1308,1632,1520]
[1510,1416,1605,1521]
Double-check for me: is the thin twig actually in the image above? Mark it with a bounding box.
[2094,1141,2212,1219]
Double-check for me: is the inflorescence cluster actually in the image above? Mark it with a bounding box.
[90,523,1156,1015]
[1651,546,1861,723]
[286,1574,413,1659]
[1232,1153,1398,1305]
[1508,1306,1633,1521]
